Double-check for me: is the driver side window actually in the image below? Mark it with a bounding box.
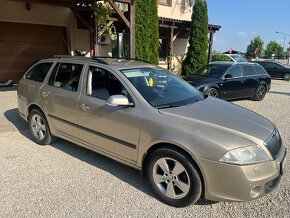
[225,66,242,78]
[87,66,132,101]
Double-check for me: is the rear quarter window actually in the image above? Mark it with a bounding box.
[242,65,256,76]
[253,65,267,75]
[25,63,53,82]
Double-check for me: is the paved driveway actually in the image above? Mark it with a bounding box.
[0,80,289,217]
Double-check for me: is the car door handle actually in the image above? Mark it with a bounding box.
[80,103,90,111]
[41,91,49,97]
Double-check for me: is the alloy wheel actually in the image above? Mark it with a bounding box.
[256,85,266,100]
[152,157,190,200]
[30,114,46,140]
[207,89,219,98]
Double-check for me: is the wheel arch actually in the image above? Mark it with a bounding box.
[141,142,205,195]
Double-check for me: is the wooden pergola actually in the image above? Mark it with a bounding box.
[9,0,221,62]
[9,0,136,57]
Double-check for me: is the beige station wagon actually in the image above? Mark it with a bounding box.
[17,56,286,207]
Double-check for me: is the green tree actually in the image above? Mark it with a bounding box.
[135,0,159,64]
[182,0,208,75]
[246,36,264,58]
[265,40,284,58]
[211,51,231,62]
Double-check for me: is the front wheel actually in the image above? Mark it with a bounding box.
[28,109,55,145]
[205,88,219,98]
[253,85,267,101]
[283,73,290,81]
[146,148,202,207]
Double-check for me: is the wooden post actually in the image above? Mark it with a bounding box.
[208,31,214,63]
[168,26,174,70]
[130,0,135,58]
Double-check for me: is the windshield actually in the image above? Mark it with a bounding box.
[192,64,230,78]
[229,55,248,63]
[121,67,204,108]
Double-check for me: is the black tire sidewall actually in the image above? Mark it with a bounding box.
[28,109,52,145]
[146,149,202,207]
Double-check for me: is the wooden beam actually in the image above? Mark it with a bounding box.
[208,32,214,63]
[74,9,93,32]
[99,20,114,36]
[173,31,180,41]
[129,0,135,58]
[108,0,130,28]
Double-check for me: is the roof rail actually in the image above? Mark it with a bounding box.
[94,56,152,64]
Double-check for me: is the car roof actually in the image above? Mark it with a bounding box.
[210,61,260,66]
[41,56,155,71]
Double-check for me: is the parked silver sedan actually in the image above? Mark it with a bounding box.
[17,56,286,207]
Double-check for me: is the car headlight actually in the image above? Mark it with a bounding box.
[220,145,269,165]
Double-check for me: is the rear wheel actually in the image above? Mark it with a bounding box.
[206,88,219,98]
[146,148,202,207]
[283,73,290,81]
[253,85,266,101]
[28,109,55,145]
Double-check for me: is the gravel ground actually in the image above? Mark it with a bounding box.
[0,80,289,217]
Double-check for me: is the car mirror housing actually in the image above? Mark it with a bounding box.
[224,74,232,79]
[106,95,134,107]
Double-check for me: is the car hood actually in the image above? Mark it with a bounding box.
[183,74,219,87]
[158,97,274,143]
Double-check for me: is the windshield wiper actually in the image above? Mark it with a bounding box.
[155,104,181,109]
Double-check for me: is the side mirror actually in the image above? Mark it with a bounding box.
[224,74,232,79]
[106,95,134,107]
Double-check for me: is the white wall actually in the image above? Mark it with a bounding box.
[158,0,192,21]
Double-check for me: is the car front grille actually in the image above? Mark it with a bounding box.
[264,128,282,159]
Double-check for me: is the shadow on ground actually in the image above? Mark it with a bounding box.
[0,85,17,92]
[5,108,216,206]
[268,91,290,96]
[4,108,28,131]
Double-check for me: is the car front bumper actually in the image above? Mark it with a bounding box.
[199,146,286,202]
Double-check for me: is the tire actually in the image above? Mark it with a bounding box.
[253,85,267,101]
[28,109,55,145]
[283,73,290,81]
[146,148,202,207]
[205,88,219,98]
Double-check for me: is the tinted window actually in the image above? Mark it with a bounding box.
[193,64,230,78]
[87,66,132,101]
[242,65,256,76]
[225,66,242,78]
[48,63,83,92]
[25,63,53,82]
[266,62,282,69]
[253,65,267,75]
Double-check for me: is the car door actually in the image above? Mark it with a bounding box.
[78,65,141,164]
[241,65,258,97]
[40,61,84,139]
[220,65,244,99]
[265,62,284,78]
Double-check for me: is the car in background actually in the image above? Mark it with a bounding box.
[183,62,271,101]
[17,57,285,207]
[224,54,248,63]
[253,60,290,80]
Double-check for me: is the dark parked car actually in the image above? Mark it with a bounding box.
[253,60,290,80]
[183,62,271,101]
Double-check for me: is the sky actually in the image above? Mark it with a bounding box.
[207,0,290,53]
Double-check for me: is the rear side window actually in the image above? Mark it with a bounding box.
[48,63,83,92]
[242,65,256,76]
[225,66,242,78]
[25,63,53,82]
[253,66,267,75]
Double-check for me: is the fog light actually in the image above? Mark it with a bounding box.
[250,186,261,198]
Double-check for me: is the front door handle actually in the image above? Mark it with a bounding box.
[41,91,49,97]
[80,103,90,111]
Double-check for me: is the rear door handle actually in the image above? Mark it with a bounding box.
[80,103,90,111]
